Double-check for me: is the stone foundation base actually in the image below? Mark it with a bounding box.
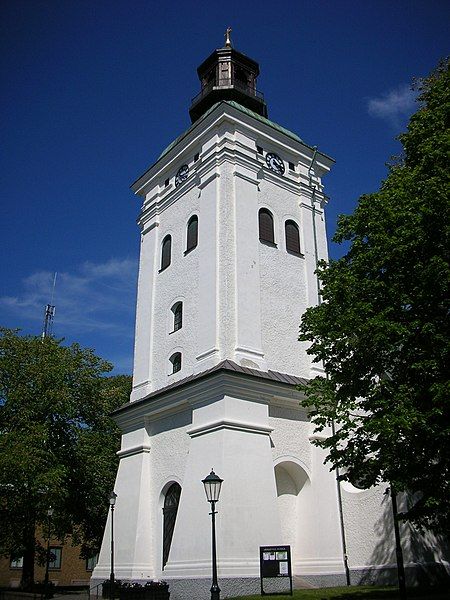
[90,562,450,600]
[349,562,450,587]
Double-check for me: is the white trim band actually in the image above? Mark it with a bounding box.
[187,418,273,438]
[117,444,151,459]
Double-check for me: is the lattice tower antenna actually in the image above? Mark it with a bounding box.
[42,272,57,339]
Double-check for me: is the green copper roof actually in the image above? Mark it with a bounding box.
[226,100,305,144]
[158,101,305,161]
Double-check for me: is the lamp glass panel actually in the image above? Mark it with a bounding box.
[204,479,222,502]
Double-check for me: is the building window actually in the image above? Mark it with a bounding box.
[164,178,169,187]
[162,483,181,569]
[289,161,295,171]
[86,554,99,572]
[194,152,199,162]
[285,220,301,255]
[171,302,183,332]
[170,352,181,374]
[49,547,62,570]
[10,557,23,569]
[160,235,172,271]
[256,145,264,155]
[186,215,198,253]
[258,208,275,244]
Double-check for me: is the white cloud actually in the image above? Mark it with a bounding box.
[0,258,137,338]
[367,84,417,127]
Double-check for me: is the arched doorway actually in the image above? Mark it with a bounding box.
[162,482,181,568]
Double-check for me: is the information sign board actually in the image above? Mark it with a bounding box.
[259,545,292,596]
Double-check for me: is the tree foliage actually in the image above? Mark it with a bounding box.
[0,328,131,587]
[299,59,449,533]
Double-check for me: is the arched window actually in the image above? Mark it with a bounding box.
[170,352,181,374]
[162,482,181,568]
[259,208,275,244]
[171,302,182,332]
[186,215,198,253]
[161,235,171,271]
[285,220,301,254]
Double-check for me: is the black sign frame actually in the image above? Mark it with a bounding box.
[259,545,293,596]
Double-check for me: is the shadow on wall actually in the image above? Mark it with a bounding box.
[358,491,450,587]
[146,408,193,435]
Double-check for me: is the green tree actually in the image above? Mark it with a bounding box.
[0,328,131,588]
[299,60,449,533]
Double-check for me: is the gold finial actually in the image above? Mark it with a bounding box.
[224,26,232,48]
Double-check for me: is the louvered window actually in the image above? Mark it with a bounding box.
[285,220,301,254]
[161,235,171,270]
[258,208,275,244]
[172,302,182,331]
[170,352,181,374]
[162,483,181,568]
[186,215,198,253]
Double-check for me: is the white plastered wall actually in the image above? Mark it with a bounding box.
[164,392,282,579]
[269,405,345,576]
[130,104,333,403]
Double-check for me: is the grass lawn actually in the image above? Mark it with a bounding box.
[227,585,449,600]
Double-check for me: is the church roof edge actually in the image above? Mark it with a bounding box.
[114,359,309,417]
[130,101,334,193]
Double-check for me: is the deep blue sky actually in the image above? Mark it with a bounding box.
[1,1,448,374]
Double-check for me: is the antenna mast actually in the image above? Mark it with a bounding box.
[42,272,57,338]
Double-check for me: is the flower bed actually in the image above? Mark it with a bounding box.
[102,580,169,600]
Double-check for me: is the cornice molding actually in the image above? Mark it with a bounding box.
[187,418,273,438]
[117,444,151,459]
[114,369,306,431]
[132,103,333,199]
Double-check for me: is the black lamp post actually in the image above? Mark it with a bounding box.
[202,470,223,600]
[43,507,54,600]
[109,491,117,600]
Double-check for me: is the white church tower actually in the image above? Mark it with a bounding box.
[91,37,405,599]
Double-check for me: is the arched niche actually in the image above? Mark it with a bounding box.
[274,459,312,571]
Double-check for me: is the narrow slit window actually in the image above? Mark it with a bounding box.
[285,220,301,254]
[259,208,275,244]
[162,483,181,568]
[161,235,172,271]
[186,215,198,253]
[172,302,182,332]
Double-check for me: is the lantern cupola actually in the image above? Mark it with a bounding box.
[189,28,268,122]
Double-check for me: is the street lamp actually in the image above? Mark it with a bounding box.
[43,507,54,600]
[109,491,117,600]
[202,470,223,600]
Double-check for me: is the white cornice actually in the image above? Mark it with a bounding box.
[187,418,273,438]
[117,444,151,459]
[132,103,334,198]
[114,370,306,431]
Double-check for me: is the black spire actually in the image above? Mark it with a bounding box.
[189,30,268,123]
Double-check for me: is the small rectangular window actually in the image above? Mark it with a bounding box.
[194,153,199,162]
[289,162,295,171]
[10,557,23,569]
[49,547,62,570]
[164,178,169,187]
[257,145,264,155]
[86,554,99,572]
